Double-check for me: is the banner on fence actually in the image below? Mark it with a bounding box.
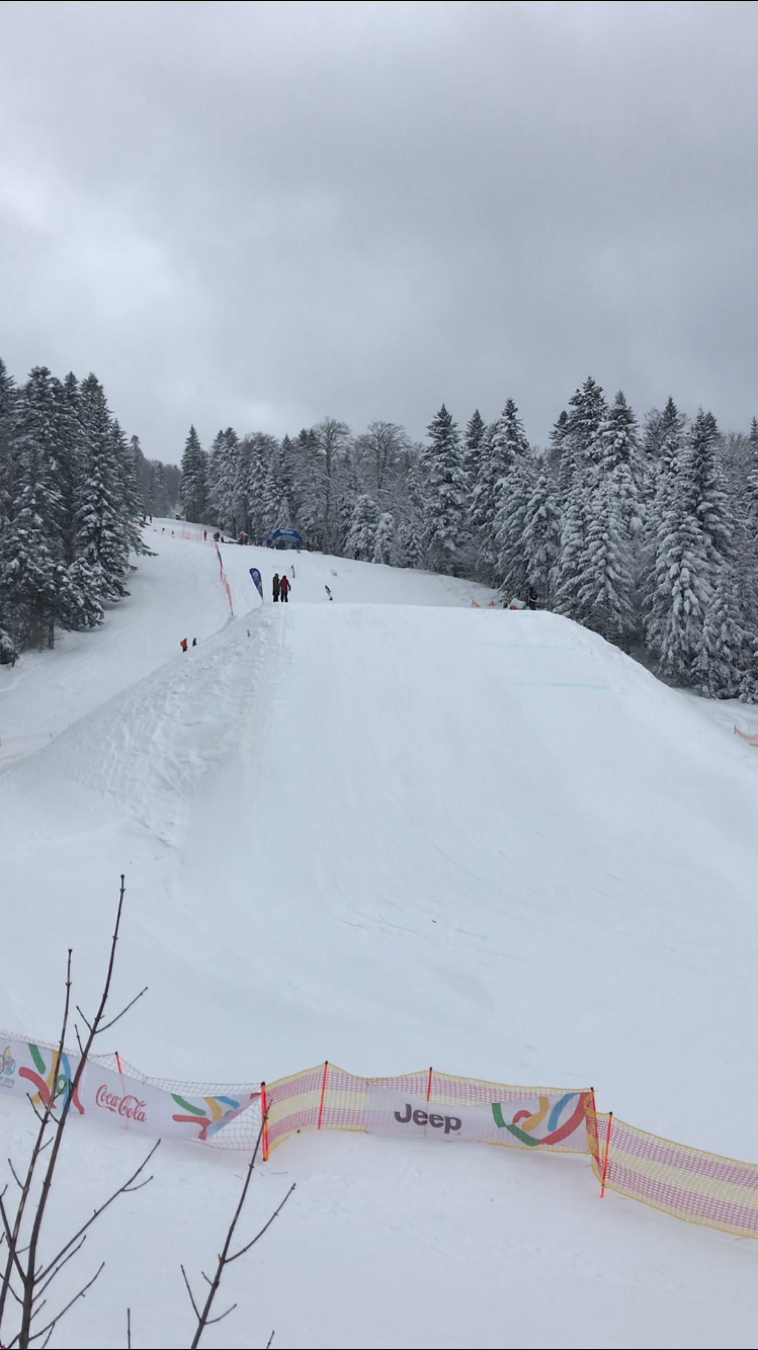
[264,1062,593,1157]
[0,1032,261,1150]
[6,1031,758,1242]
[364,1086,591,1149]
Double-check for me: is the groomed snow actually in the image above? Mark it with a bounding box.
[1,523,757,1349]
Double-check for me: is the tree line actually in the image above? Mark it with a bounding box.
[2,353,756,701]
[180,382,758,701]
[0,359,180,665]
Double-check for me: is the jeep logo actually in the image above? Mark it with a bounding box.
[394,1102,461,1135]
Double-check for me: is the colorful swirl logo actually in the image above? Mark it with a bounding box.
[19,1043,84,1114]
[171,1092,256,1141]
[491,1092,590,1146]
[1,1047,15,1076]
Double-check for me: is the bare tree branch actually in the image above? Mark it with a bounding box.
[186,1115,295,1349]
[8,1162,24,1192]
[97,986,148,1034]
[180,1264,201,1321]
[25,1261,104,1344]
[36,1142,158,1284]
[204,1301,237,1327]
[226,1185,296,1264]
[31,1237,86,1303]
[0,876,157,1350]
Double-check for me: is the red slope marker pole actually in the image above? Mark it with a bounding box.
[600,1112,613,1198]
[426,1066,433,1102]
[260,1081,269,1161]
[317,1060,329,1130]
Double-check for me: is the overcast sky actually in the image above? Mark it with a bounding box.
[2,1,756,461]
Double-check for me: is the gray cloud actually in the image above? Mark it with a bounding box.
[2,0,757,459]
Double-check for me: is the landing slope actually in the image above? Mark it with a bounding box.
[1,535,757,1348]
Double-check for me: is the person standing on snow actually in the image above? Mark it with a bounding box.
[280,574,291,603]
[180,638,188,653]
[272,572,281,602]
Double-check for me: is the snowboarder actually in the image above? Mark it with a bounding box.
[192,637,197,647]
[180,638,188,653]
[272,573,280,602]
[527,587,538,611]
[325,585,333,601]
[280,574,291,603]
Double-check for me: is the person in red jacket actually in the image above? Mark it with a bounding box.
[280,574,291,603]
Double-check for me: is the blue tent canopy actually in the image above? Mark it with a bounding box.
[266,528,303,544]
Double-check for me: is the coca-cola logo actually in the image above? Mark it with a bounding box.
[95,1084,147,1123]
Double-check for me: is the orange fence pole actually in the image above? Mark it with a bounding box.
[600,1111,613,1198]
[260,1081,269,1161]
[317,1060,329,1129]
[426,1067,433,1102]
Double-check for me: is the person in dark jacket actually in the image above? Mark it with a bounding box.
[527,586,538,611]
[272,573,280,602]
[280,574,291,603]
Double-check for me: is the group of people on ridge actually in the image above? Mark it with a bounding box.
[272,573,291,603]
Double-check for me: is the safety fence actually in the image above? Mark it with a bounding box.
[3,1032,758,1241]
[147,525,212,545]
[0,1030,261,1149]
[146,523,234,614]
[214,544,235,617]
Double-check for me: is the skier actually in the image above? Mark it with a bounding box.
[325,585,333,601]
[272,572,280,602]
[280,574,291,603]
[180,638,188,653]
[527,587,538,611]
[192,637,197,647]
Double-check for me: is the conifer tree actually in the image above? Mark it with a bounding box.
[469,400,527,581]
[491,401,535,598]
[419,405,469,575]
[522,466,561,605]
[74,375,132,601]
[554,378,608,621]
[179,426,208,524]
[372,511,395,564]
[464,409,486,481]
[646,410,736,686]
[0,368,65,648]
[345,493,380,560]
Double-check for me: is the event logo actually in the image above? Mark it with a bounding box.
[0,1045,16,1088]
[171,1091,255,1141]
[19,1043,84,1114]
[491,1092,590,1147]
[95,1085,147,1123]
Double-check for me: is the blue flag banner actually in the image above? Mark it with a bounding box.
[249,568,263,600]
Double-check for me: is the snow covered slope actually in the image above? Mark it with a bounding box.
[1,527,758,1349]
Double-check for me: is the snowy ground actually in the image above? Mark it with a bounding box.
[1,522,758,1349]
